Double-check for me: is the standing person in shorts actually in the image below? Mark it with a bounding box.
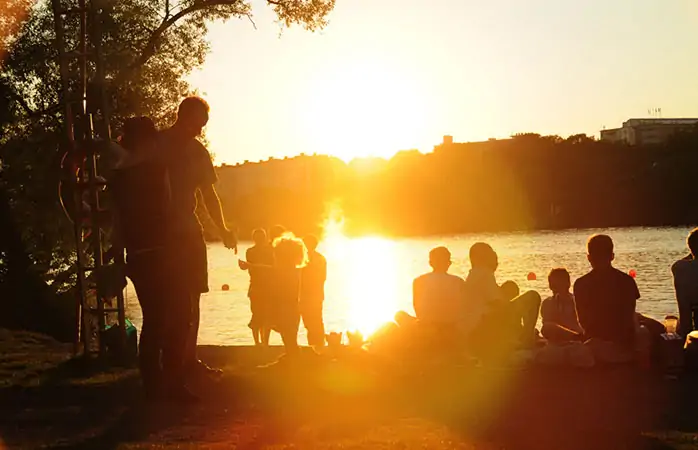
[109,117,194,402]
[300,235,327,348]
[159,96,238,379]
[243,228,274,345]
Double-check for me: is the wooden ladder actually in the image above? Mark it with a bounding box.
[50,0,126,359]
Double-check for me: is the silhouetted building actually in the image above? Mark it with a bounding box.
[600,118,698,146]
[215,154,346,204]
[433,135,511,153]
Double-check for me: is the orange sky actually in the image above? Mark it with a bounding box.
[188,0,698,164]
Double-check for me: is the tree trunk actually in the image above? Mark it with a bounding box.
[0,182,70,339]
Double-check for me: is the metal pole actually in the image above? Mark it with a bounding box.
[78,0,98,357]
[90,0,126,356]
[50,0,89,357]
[87,0,111,357]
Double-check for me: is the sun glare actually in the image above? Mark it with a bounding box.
[321,213,402,338]
[1,1,32,61]
[300,61,432,162]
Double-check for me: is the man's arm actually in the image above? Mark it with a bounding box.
[540,298,551,323]
[413,278,424,319]
[572,281,589,331]
[320,254,327,283]
[104,210,125,264]
[238,260,273,272]
[200,184,237,252]
[195,141,237,252]
[200,184,228,233]
[672,261,695,335]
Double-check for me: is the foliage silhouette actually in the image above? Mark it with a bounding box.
[0,0,335,337]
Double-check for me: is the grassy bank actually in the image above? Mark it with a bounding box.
[1,330,698,449]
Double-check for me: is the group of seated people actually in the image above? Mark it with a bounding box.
[237,227,698,369]
[380,230,698,366]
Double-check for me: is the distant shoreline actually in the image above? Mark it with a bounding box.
[205,223,698,243]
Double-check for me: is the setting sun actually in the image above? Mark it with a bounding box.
[299,60,433,161]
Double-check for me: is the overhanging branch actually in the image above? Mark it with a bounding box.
[30,0,307,121]
[112,0,247,88]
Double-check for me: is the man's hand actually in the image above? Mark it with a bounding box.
[222,229,238,254]
[238,259,249,270]
[103,245,123,264]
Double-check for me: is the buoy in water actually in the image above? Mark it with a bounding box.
[527,272,537,281]
[629,269,637,279]
[222,284,230,291]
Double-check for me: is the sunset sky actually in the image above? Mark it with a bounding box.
[188,0,698,164]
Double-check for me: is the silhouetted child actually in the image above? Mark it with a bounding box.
[242,228,274,346]
[269,224,286,243]
[239,233,307,357]
[300,235,327,347]
[541,268,583,343]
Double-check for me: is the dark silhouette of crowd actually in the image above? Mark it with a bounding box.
[108,96,698,404]
[109,97,237,403]
[384,233,688,368]
[109,97,331,402]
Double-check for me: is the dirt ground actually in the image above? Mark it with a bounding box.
[1,330,698,449]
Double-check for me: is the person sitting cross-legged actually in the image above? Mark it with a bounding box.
[574,234,641,363]
[394,246,468,350]
[541,268,584,343]
[465,242,542,349]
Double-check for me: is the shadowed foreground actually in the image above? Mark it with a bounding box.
[1,330,698,449]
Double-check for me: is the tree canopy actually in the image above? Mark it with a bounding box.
[0,0,336,337]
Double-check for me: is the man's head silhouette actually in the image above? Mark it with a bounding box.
[429,246,452,273]
[175,96,209,138]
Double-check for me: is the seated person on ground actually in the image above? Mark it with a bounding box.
[413,247,467,326]
[393,247,467,347]
[671,227,698,336]
[541,268,584,343]
[465,242,541,344]
[574,234,639,350]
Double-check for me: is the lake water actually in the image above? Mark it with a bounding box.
[124,226,694,346]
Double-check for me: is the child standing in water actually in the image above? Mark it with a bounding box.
[541,268,584,343]
[243,229,274,346]
[239,233,307,356]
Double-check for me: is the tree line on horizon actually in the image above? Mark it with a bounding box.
[214,130,698,240]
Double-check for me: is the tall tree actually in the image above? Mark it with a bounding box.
[0,0,335,336]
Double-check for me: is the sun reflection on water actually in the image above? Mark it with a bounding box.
[321,215,403,338]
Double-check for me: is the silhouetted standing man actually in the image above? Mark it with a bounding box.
[160,96,237,378]
[300,235,327,347]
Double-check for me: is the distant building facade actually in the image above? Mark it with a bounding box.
[215,154,346,204]
[600,118,698,146]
